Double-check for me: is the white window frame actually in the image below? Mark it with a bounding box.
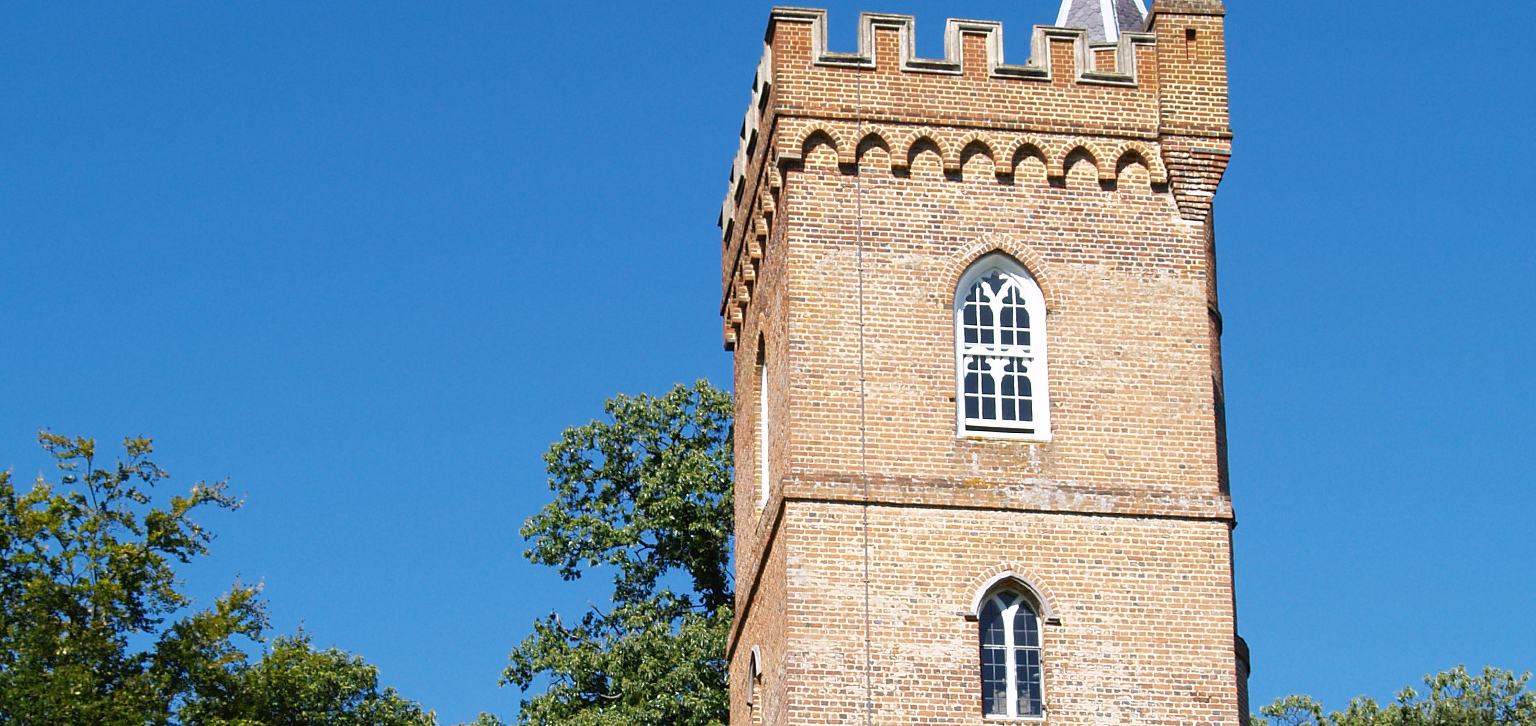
[954,254,1051,441]
[979,590,1046,720]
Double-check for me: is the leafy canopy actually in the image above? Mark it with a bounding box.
[179,631,442,726]
[504,381,734,726]
[0,432,264,725]
[1,432,491,726]
[1256,666,1536,726]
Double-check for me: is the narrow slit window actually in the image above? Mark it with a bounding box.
[757,338,770,511]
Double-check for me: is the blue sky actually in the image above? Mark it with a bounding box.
[1,1,1532,723]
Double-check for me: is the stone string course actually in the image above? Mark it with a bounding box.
[720,2,1246,725]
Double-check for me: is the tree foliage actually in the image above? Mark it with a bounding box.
[179,632,440,726]
[1,432,482,726]
[0,432,265,725]
[1257,666,1536,726]
[504,381,734,726]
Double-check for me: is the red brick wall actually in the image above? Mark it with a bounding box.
[723,3,1241,724]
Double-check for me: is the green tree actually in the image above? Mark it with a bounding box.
[1256,666,1536,726]
[504,381,734,726]
[1,432,486,726]
[0,432,265,725]
[179,631,439,726]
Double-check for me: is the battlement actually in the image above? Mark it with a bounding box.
[770,8,1153,86]
[718,2,1232,339]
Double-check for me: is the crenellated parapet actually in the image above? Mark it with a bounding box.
[718,2,1232,348]
[770,9,1154,85]
[764,8,1164,145]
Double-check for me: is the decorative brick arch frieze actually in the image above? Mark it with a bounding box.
[800,124,844,153]
[798,127,843,168]
[772,122,844,168]
[954,131,999,177]
[854,127,893,158]
[1110,140,1168,185]
[1042,139,1071,178]
[1051,137,1112,181]
[954,131,998,158]
[965,564,1063,624]
[896,130,948,172]
[1003,135,1050,176]
[943,235,1058,311]
[772,120,1166,191]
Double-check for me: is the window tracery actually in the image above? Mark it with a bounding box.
[955,255,1050,438]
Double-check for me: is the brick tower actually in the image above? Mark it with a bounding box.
[718,1,1246,725]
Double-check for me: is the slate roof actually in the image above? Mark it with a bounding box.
[1055,0,1148,43]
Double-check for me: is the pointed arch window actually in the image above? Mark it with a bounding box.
[979,589,1044,718]
[955,255,1050,439]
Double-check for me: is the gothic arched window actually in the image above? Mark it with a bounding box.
[955,255,1050,439]
[979,589,1044,718]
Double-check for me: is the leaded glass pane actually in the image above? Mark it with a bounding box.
[981,645,1008,715]
[964,370,981,419]
[980,599,1006,646]
[1014,602,1040,648]
[1016,647,1043,716]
